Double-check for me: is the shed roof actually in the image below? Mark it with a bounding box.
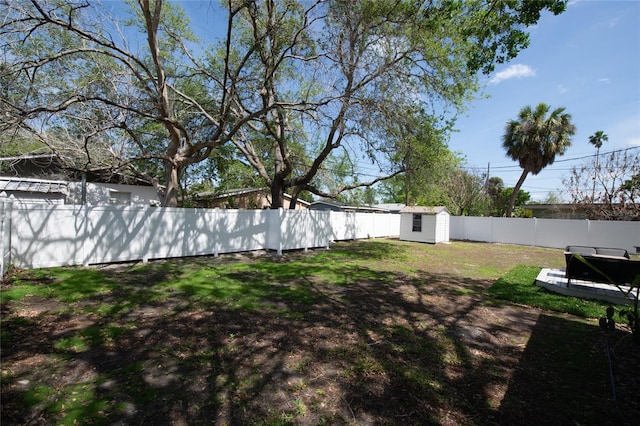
[400,206,449,215]
[195,187,310,206]
[309,200,389,213]
[0,177,68,195]
[375,203,406,213]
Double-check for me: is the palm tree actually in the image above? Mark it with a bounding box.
[588,130,608,200]
[589,130,608,151]
[502,103,576,217]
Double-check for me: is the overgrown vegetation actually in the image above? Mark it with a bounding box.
[2,240,637,424]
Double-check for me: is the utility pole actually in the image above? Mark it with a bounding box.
[484,162,490,190]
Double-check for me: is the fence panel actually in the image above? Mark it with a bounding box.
[10,205,88,268]
[3,202,639,273]
[449,216,639,253]
[84,207,149,265]
[142,208,217,260]
[534,219,589,248]
[450,216,493,242]
[372,213,400,238]
[588,220,640,252]
[330,212,356,241]
[1,200,12,276]
[278,209,331,251]
[491,218,535,246]
[215,209,269,254]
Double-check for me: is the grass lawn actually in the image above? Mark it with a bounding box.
[1,239,638,425]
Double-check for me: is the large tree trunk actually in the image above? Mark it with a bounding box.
[163,163,181,207]
[506,169,529,217]
[288,186,304,210]
[404,173,411,206]
[270,180,285,209]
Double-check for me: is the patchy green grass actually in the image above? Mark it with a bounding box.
[486,264,609,318]
[3,267,116,302]
[2,239,634,425]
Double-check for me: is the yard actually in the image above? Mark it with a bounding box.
[1,239,638,425]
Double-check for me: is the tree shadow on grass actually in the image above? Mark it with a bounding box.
[1,263,492,424]
[497,314,628,426]
[2,242,625,425]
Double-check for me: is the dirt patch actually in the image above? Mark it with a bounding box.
[1,241,638,425]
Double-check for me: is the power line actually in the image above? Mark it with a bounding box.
[468,146,640,171]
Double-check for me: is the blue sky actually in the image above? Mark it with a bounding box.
[448,0,640,201]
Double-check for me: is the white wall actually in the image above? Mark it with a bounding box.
[67,182,160,207]
[436,213,450,243]
[272,209,331,253]
[4,192,66,205]
[0,204,400,272]
[449,216,640,254]
[399,212,450,244]
[330,212,400,241]
[1,201,11,275]
[2,203,638,276]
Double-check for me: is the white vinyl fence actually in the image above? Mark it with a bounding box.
[0,201,401,274]
[450,216,640,254]
[2,199,639,276]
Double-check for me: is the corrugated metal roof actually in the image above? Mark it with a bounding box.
[400,206,449,215]
[196,187,265,198]
[0,177,68,194]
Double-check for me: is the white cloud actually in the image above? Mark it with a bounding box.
[557,84,568,94]
[594,16,621,30]
[489,64,536,84]
[598,78,611,84]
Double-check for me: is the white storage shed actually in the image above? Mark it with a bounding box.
[399,206,450,244]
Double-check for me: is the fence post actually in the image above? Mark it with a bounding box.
[277,208,283,256]
[324,211,331,249]
[213,208,219,257]
[490,217,494,243]
[304,209,309,252]
[82,204,90,266]
[141,206,150,264]
[0,197,13,277]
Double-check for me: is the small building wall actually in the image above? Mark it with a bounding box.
[0,177,68,205]
[2,191,66,205]
[1,177,159,207]
[198,189,309,210]
[399,207,450,244]
[435,212,450,243]
[67,182,160,207]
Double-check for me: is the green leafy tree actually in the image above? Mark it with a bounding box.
[493,187,531,217]
[589,130,608,151]
[335,186,378,207]
[377,108,457,207]
[226,0,570,208]
[588,130,608,199]
[0,0,289,206]
[486,176,505,216]
[502,103,576,217]
[622,173,640,192]
[2,0,569,208]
